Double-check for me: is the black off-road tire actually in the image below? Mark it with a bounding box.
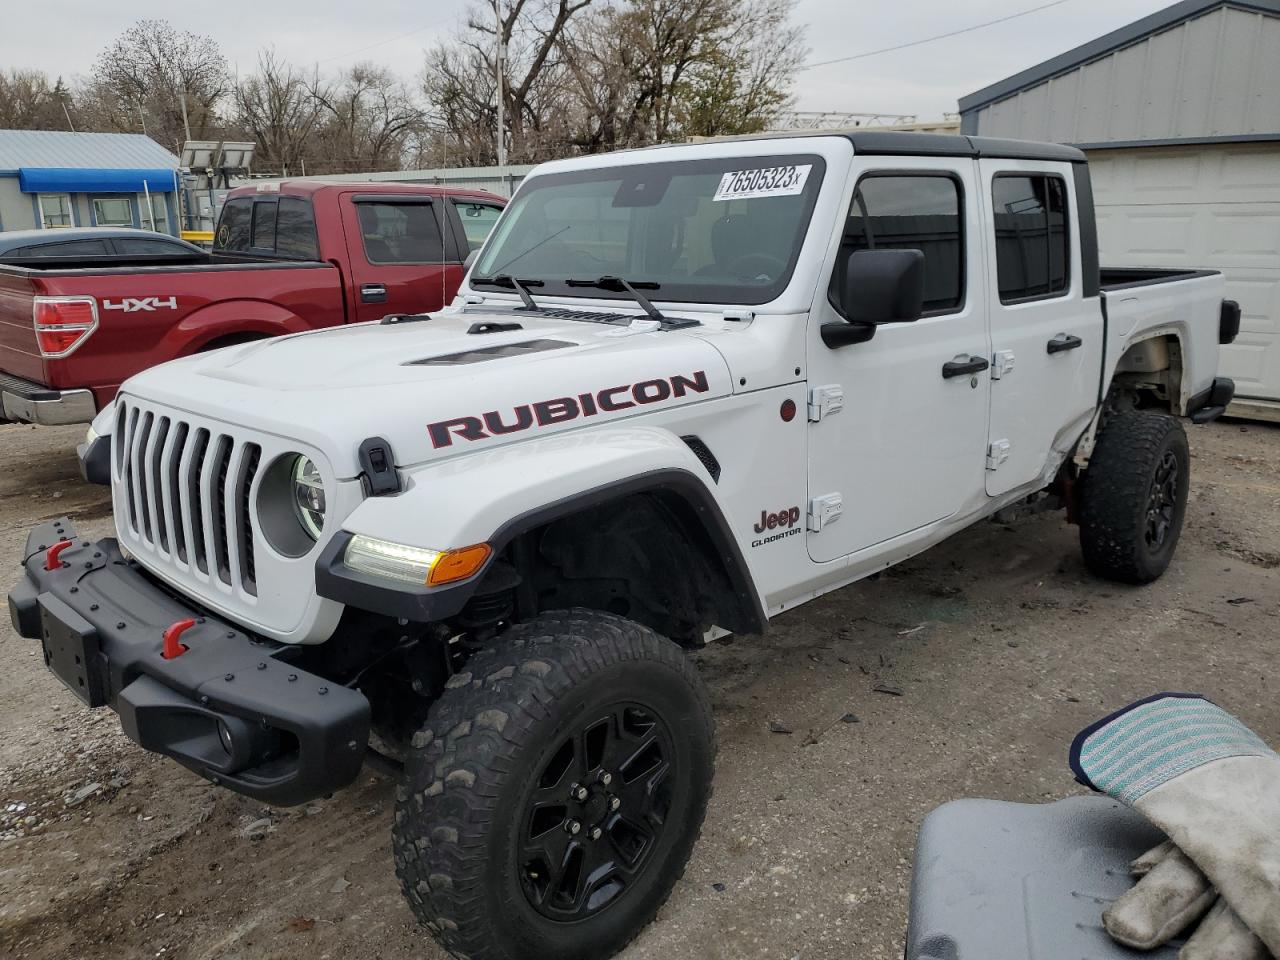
[1079,411,1190,584]
[393,609,715,960]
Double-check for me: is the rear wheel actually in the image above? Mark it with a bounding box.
[393,609,715,960]
[1079,411,1190,584]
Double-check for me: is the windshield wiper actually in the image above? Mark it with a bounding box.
[471,274,544,311]
[564,275,698,329]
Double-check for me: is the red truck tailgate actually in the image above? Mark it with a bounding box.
[0,271,44,386]
[0,261,345,415]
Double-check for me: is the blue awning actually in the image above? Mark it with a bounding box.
[17,167,176,194]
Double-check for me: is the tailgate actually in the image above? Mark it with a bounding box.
[0,269,44,385]
[2,260,343,406]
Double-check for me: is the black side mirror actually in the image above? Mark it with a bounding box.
[823,248,926,348]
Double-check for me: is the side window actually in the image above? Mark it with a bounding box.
[453,201,503,252]
[214,198,253,252]
[991,174,1069,303]
[114,237,187,256]
[356,201,443,264]
[835,174,964,313]
[24,239,112,257]
[275,197,319,260]
[250,200,278,251]
[38,194,73,228]
[93,197,133,227]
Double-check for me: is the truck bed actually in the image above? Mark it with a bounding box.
[1100,266,1220,290]
[1099,266,1228,417]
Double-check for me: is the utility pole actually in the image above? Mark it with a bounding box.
[180,89,193,144]
[494,0,507,168]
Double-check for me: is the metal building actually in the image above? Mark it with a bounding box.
[960,0,1280,417]
[0,130,181,236]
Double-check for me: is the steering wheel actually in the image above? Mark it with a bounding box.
[726,252,786,281]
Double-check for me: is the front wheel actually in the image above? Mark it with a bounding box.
[393,609,715,960]
[1078,411,1190,584]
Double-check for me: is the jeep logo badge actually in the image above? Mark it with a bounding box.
[752,506,802,547]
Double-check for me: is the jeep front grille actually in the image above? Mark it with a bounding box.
[114,399,261,597]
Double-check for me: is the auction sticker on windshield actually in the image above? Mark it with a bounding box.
[713,164,812,202]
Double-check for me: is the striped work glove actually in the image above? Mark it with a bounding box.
[1070,694,1280,956]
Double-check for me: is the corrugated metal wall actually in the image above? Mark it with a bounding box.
[967,5,1280,144]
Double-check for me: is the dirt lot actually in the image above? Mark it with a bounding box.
[1,418,1277,960]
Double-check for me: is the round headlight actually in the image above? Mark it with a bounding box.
[291,456,325,540]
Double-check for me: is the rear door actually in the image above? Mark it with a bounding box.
[806,158,992,563]
[979,160,1104,497]
[339,195,464,322]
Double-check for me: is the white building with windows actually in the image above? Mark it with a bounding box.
[0,130,180,236]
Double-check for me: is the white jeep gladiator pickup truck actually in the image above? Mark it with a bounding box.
[10,132,1240,960]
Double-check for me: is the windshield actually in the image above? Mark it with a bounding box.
[474,154,825,306]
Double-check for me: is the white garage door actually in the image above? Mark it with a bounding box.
[1089,143,1280,401]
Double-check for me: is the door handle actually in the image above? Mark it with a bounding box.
[1047,333,1083,354]
[942,355,990,379]
[361,283,388,304]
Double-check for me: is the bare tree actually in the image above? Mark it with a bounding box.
[0,70,77,130]
[234,51,327,175]
[91,19,230,149]
[423,0,804,162]
[422,0,595,165]
[310,64,425,173]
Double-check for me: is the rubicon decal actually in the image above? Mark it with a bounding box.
[751,506,802,548]
[428,371,710,448]
[102,297,178,312]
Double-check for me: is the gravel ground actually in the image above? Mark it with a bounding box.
[1,417,1277,960]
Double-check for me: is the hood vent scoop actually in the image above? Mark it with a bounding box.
[407,339,574,366]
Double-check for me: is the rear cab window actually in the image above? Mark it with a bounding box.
[214,195,319,260]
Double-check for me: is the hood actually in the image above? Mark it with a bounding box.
[120,307,733,476]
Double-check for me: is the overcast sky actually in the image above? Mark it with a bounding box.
[2,0,1176,119]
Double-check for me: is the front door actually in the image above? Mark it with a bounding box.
[341,195,464,322]
[807,159,991,563]
[979,161,1105,497]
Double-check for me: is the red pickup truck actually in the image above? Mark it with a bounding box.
[0,180,505,425]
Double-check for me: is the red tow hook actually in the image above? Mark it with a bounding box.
[44,539,75,571]
[162,619,197,660]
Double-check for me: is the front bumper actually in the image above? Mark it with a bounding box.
[0,372,95,425]
[8,519,370,806]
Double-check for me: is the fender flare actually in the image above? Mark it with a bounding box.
[315,429,766,634]
[162,299,316,357]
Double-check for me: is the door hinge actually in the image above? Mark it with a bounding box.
[807,384,844,422]
[807,493,843,531]
[987,439,1011,471]
[991,350,1016,380]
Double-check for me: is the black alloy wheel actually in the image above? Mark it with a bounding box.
[519,702,675,920]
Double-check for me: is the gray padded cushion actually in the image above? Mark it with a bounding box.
[907,795,1175,960]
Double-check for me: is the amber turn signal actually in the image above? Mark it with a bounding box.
[427,543,492,585]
